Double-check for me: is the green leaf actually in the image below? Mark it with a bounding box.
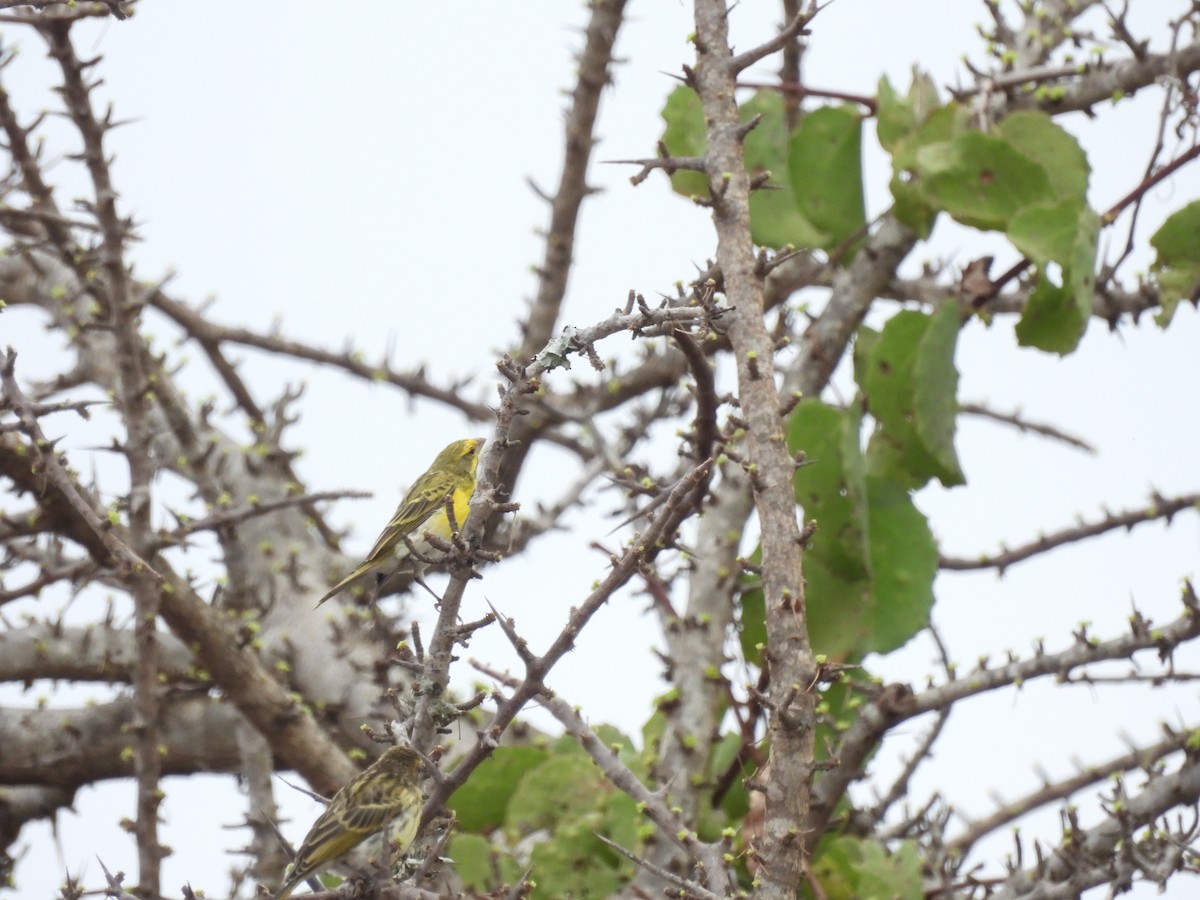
[501,751,638,898]
[811,833,859,899]
[891,103,965,170]
[449,833,522,893]
[876,76,912,152]
[864,478,937,652]
[790,402,869,581]
[788,106,868,254]
[913,302,964,479]
[800,482,936,660]
[863,308,964,488]
[1150,200,1200,324]
[603,791,642,859]
[1067,207,1099,323]
[876,69,941,152]
[852,325,881,391]
[1014,270,1082,353]
[449,746,548,833]
[802,553,872,661]
[887,103,965,235]
[787,402,937,660]
[857,839,924,900]
[659,85,708,199]
[737,582,767,667]
[998,110,1090,205]
[914,131,1052,230]
[507,754,600,837]
[527,817,625,899]
[709,731,751,821]
[641,707,667,756]
[660,86,824,248]
[1151,199,1200,262]
[742,90,826,249]
[1013,207,1097,354]
[890,171,939,237]
[814,836,924,900]
[1009,200,1087,266]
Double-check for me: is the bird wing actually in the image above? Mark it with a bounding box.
[315,468,461,606]
[338,777,414,833]
[360,470,458,565]
[289,795,374,876]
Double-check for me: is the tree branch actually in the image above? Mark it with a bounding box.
[940,492,1200,573]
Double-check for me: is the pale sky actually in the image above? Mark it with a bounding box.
[3,2,1199,897]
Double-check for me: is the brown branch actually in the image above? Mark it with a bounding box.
[736,79,878,115]
[0,695,243,787]
[0,785,76,855]
[989,750,1200,898]
[1,347,358,797]
[0,622,194,683]
[417,457,713,831]
[947,726,1193,859]
[958,401,1096,453]
[473,663,730,897]
[950,61,1105,101]
[778,0,804,130]
[1101,140,1200,226]
[857,706,952,836]
[159,488,369,545]
[0,557,97,605]
[236,722,288,888]
[1013,35,1200,115]
[0,0,129,20]
[151,291,494,422]
[884,269,1168,325]
[728,11,812,75]
[41,21,164,887]
[0,396,104,432]
[940,492,1200,573]
[486,0,630,538]
[611,147,707,187]
[692,2,815,895]
[806,583,1200,854]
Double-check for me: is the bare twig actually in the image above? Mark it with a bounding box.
[940,492,1200,573]
[1,347,358,797]
[948,726,1193,858]
[958,402,1096,453]
[807,583,1200,854]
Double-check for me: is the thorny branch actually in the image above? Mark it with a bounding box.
[807,582,1200,858]
[1,347,359,794]
[2,2,1200,898]
[60,26,157,868]
[415,454,714,817]
[946,726,1196,859]
[473,664,730,898]
[940,492,1200,573]
[690,3,816,896]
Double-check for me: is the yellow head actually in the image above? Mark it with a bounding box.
[433,438,484,481]
[374,745,423,786]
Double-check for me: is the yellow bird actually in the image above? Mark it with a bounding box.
[274,745,424,899]
[317,438,484,606]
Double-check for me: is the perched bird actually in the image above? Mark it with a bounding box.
[317,437,484,605]
[274,745,425,899]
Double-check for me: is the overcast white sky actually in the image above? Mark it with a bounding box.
[3,2,1199,897]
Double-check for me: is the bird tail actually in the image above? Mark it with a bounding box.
[315,559,377,607]
[272,875,299,900]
